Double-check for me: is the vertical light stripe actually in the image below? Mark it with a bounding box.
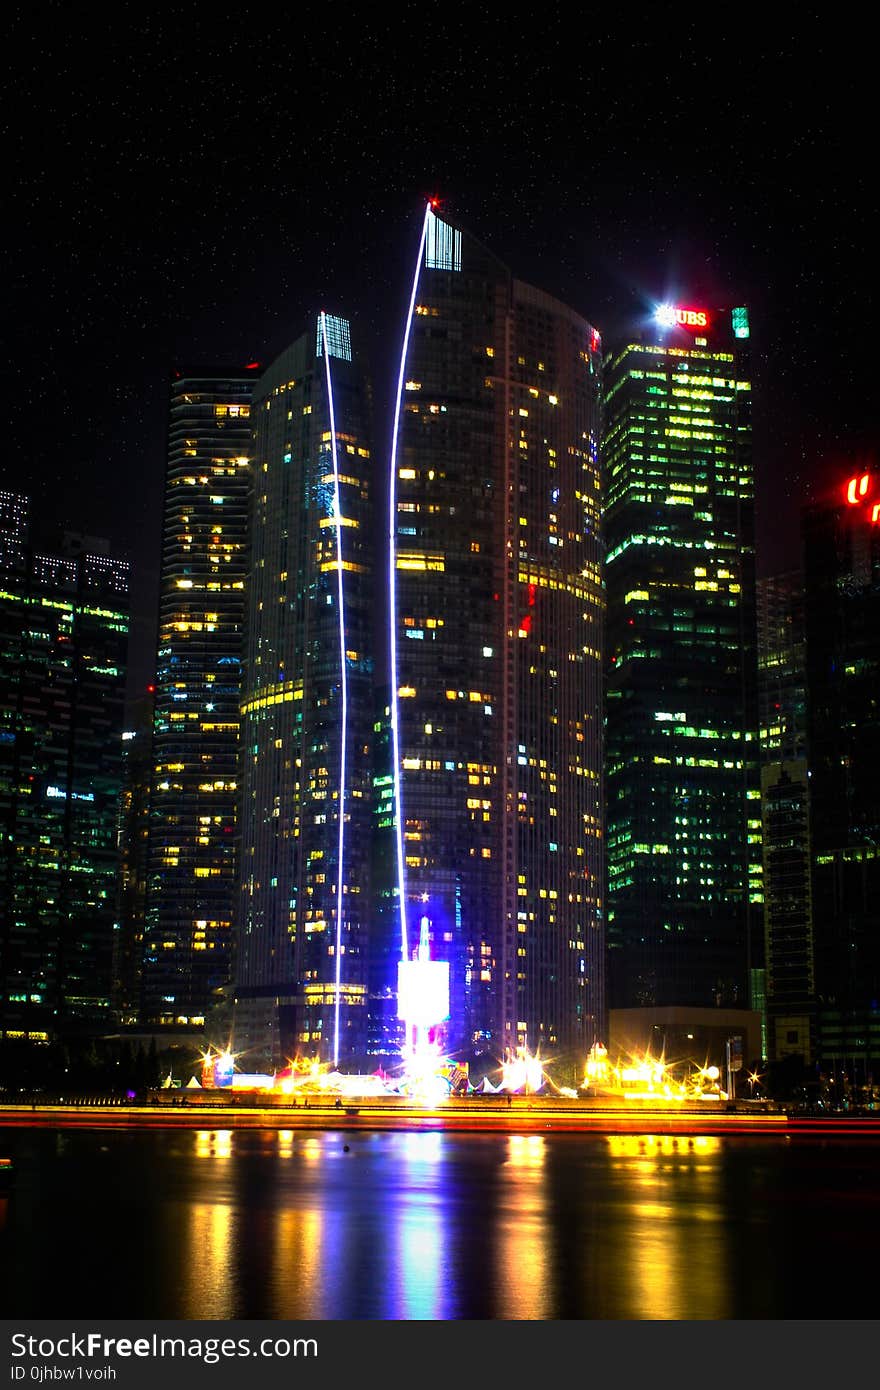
[319,311,347,1066]
[388,203,432,966]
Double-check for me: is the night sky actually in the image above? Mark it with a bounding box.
[4,10,875,703]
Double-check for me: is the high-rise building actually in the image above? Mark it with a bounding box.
[756,574,814,1066]
[0,492,130,1043]
[604,303,760,1013]
[368,690,403,1060]
[141,366,260,1026]
[757,573,807,763]
[111,690,154,1025]
[234,317,374,1068]
[803,469,880,1075]
[385,206,604,1069]
[760,760,814,1064]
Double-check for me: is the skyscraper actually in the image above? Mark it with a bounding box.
[111,690,154,1025]
[234,317,374,1068]
[0,493,130,1043]
[803,469,880,1074]
[759,759,814,1065]
[368,689,403,1060]
[386,206,604,1069]
[604,303,760,1012]
[757,574,814,1066]
[757,573,807,763]
[141,366,260,1027]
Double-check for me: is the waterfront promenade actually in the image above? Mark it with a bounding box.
[2,1097,875,1137]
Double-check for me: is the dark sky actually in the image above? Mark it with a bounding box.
[3,10,875,702]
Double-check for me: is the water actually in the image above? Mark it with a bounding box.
[1,1127,878,1319]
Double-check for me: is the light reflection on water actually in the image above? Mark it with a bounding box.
[600,1134,728,1319]
[497,1136,555,1319]
[183,1203,235,1319]
[2,1128,880,1319]
[395,1133,450,1320]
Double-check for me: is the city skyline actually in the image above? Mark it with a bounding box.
[1,17,875,1075]
[5,17,876,718]
[5,17,880,1344]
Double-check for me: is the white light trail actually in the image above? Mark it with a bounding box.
[388,202,432,964]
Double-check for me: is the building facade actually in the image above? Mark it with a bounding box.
[111,690,154,1025]
[0,493,130,1043]
[234,318,374,1068]
[803,470,880,1077]
[759,760,814,1063]
[757,572,807,762]
[604,304,760,1013]
[756,573,814,1065]
[367,690,403,1060]
[141,367,259,1026]
[386,206,604,1069]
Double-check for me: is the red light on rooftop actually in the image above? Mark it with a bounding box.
[246,361,261,371]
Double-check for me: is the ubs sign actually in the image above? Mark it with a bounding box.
[655,303,709,329]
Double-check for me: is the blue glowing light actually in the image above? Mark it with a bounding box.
[213,1052,234,1087]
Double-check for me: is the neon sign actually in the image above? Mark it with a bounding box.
[46,785,94,803]
[844,471,880,522]
[846,472,871,506]
[655,304,709,330]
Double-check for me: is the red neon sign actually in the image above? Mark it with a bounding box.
[846,473,871,506]
[843,471,880,523]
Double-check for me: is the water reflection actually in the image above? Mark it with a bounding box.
[606,1135,721,1159]
[393,1131,451,1319]
[182,1203,235,1318]
[194,1129,232,1160]
[604,1133,727,1319]
[3,1129,878,1319]
[271,1208,325,1319]
[496,1136,555,1318]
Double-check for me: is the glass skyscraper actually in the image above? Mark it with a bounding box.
[0,493,130,1042]
[386,207,604,1070]
[803,472,880,1072]
[111,690,154,1025]
[234,317,374,1069]
[141,366,259,1026]
[757,573,814,1065]
[604,304,760,1011]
